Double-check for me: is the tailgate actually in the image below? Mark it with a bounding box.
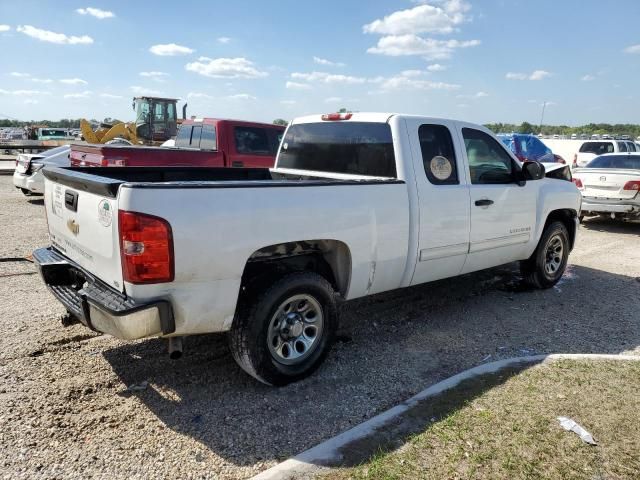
[44,172,124,292]
[576,153,595,167]
[577,169,640,200]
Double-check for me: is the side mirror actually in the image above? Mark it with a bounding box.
[521,161,545,181]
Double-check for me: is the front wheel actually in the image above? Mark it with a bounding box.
[228,271,338,386]
[521,221,570,289]
[20,188,32,196]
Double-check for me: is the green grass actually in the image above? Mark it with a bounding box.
[326,359,640,480]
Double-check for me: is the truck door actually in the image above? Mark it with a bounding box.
[406,119,471,285]
[457,126,538,274]
[228,125,276,168]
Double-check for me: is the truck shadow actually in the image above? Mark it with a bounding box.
[581,217,640,235]
[102,264,640,467]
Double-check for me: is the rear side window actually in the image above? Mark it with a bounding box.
[235,127,271,155]
[200,124,217,150]
[580,142,614,154]
[618,142,628,152]
[278,122,396,177]
[587,155,640,169]
[418,124,458,185]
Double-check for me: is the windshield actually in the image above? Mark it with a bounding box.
[278,122,396,177]
[587,155,640,169]
[579,142,614,155]
[39,129,68,137]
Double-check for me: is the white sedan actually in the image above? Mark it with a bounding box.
[573,153,640,221]
[13,145,71,195]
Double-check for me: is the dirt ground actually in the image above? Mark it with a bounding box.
[0,174,639,479]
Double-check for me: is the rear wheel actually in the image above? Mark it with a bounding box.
[521,221,570,289]
[228,271,338,386]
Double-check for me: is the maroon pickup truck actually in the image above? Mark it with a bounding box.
[70,118,286,168]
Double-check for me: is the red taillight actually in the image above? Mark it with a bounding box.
[623,180,640,191]
[119,210,174,284]
[554,154,566,164]
[321,112,352,121]
[573,178,584,189]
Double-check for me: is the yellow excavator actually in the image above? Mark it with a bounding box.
[80,96,186,145]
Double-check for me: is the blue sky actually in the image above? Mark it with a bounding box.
[1,0,639,125]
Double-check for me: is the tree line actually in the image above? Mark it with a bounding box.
[485,121,640,138]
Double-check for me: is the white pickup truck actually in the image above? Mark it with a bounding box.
[34,113,581,385]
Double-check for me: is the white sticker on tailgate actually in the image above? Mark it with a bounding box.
[51,184,64,218]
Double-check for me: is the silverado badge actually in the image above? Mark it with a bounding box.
[66,218,80,236]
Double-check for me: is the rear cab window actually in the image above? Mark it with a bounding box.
[277,122,396,177]
[175,123,215,149]
[418,124,458,185]
[580,142,614,155]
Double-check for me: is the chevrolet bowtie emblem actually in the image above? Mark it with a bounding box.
[66,218,80,236]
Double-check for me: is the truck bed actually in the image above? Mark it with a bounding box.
[43,166,401,198]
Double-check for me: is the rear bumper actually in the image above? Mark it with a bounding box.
[32,247,175,340]
[581,199,640,215]
[13,170,44,193]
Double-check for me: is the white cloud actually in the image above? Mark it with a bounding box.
[367,34,480,59]
[76,7,115,19]
[324,97,343,103]
[624,44,640,54]
[313,56,346,67]
[17,25,93,45]
[377,70,460,91]
[185,57,268,79]
[581,74,595,81]
[0,25,10,32]
[427,63,446,71]
[64,90,92,99]
[60,78,88,85]
[130,85,163,96]
[187,92,215,99]
[529,70,551,80]
[280,100,296,105]
[217,37,231,44]
[381,76,460,91]
[286,81,312,90]
[457,91,488,99]
[99,93,123,99]
[226,93,257,100]
[149,43,194,56]
[30,78,53,84]
[9,72,30,77]
[506,70,551,81]
[400,69,427,77]
[24,99,38,105]
[140,71,169,82]
[0,89,50,96]
[291,71,367,84]
[140,71,169,78]
[363,0,471,36]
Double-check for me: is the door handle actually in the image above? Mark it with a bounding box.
[474,199,494,207]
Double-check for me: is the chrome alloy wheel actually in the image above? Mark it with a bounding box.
[544,234,564,276]
[267,294,324,365]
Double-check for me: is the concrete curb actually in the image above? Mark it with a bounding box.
[251,353,640,480]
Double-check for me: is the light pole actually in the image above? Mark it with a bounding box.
[539,101,547,133]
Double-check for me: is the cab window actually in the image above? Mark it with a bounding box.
[235,127,270,155]
[462,128,515,184]
[418,124,458,185]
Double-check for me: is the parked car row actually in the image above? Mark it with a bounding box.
[573,153,640,222]
[32,112,581,385]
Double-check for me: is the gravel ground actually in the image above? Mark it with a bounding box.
[0,174,638,479]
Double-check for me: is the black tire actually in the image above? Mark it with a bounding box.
[521,221,570,289]
[578,214,585,223]
[20,188,31,196]
[228,271,338,386]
